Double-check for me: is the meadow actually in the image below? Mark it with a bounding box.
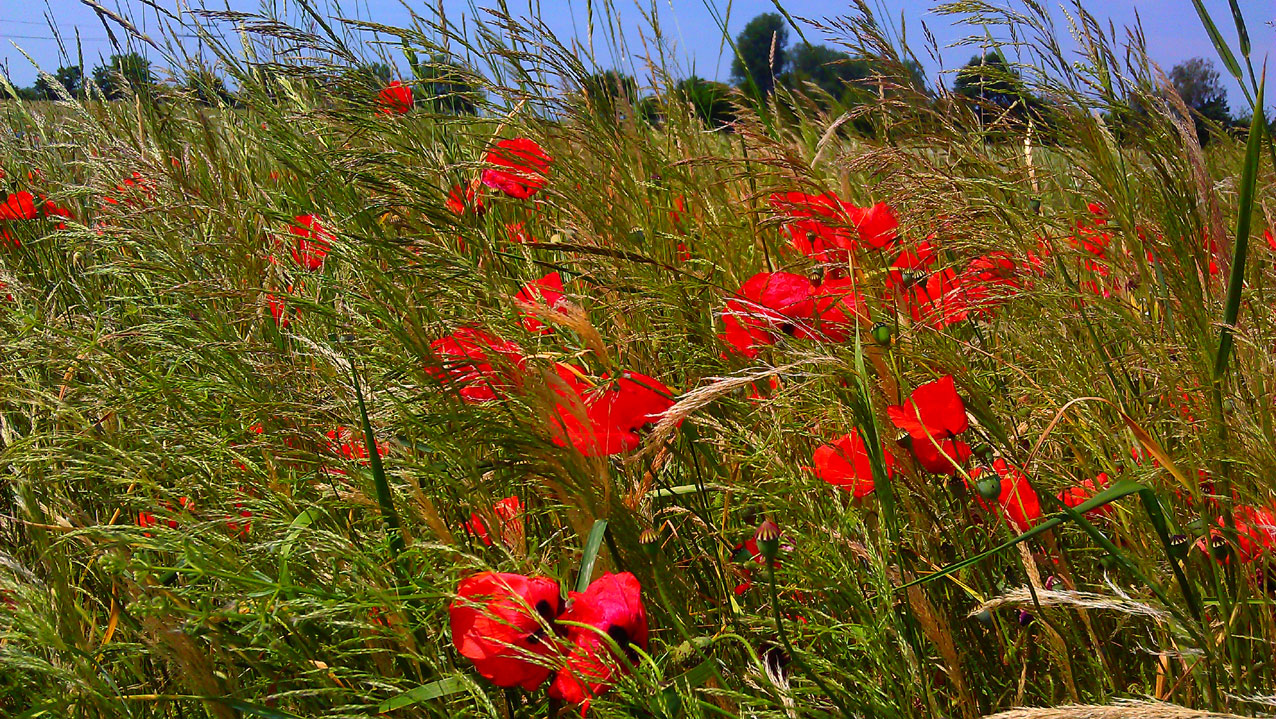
[2,1,1276,717]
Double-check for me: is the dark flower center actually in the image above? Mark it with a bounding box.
[607,624,640,662]
[526,599,562,645]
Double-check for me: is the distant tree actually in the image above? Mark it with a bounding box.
[91,53,153,100]
[414,56,484,115]
[579,70,638,120]
[674,76,736,128]
[952,52,1041,124]
[730,12,788,98]
[34,66,83,99]
[342,62,393,92]
[184,64,232,106]
[1169,57,1231,143]
[784,43,871,102]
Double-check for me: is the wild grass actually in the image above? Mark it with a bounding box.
[1,1,1275,717]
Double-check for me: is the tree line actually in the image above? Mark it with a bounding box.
[2,16,1262,142]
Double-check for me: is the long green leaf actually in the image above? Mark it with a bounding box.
[214,699,305,719]
[278,509,318,591]
[377,677,467,713]
[1213,79,1265,383]
[349,357,405,557]
[577,518,609,593]
[1190,0,1243,80]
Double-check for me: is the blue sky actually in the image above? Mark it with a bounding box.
[0,1,1271,109]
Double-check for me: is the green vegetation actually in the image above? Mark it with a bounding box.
[1,2,1276,718]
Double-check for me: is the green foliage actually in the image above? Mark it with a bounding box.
[730,12,789,98]
[34,66,83,100]
[2,3,1276,719]
[90,52,154,100]
[672,76,737,128]
[413,55,484,115]
[1170,57,1233,143]
[952,52,1044,125]
[183,63,232,106]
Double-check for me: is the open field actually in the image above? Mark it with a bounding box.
[2,2,1276,717]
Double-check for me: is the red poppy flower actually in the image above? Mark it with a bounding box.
[813,430,893,498]
[549,572,648,709]
[769,191,859,260]
[887,375,968,441]
[676,241,691,263]
[970,459,1042,532]
[267,284,297,328]
[465,496,525,548]
[804,278,868,342]
[287,214,334,270]
[1058,473,1112,517]
[886,239,939,292]
[515,272,567,334]
[670,194,688,229]
[427,328,526,403]
[324,426,388,469]
[855,201,899,249]
[377,80,413,115]
[1266,229,1276,252]
[447,182,485,216]
[720,272,814,357]
[1072,211,1111,257]
[506,221,532,244]
[899,268,978,329]
[450,572,563,691]
[0,281,12,302]
[0,191,37,221]
[1200,505,1276,564]
[41,198,73,229]
[551,366,676,456]
[482,138,552,199]
[103,172,157,208]
[911,436,972,475]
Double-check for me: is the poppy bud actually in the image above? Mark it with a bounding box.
[1209,534,1230,561]
[1168,533,1190,560]
[975,475,1002,501]
[754,519,781,563]
[972,443,994,461]
[973,608,993,626]
[1029,199,1041,215]
[871,323,892,346]
[639,527,660,558]
[1017,610,1034,626]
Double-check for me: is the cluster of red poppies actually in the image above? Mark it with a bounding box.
[450,571,647,711]
[0,189,73,247]
[813,375,1115,534]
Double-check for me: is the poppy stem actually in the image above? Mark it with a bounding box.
[766,562,848,717]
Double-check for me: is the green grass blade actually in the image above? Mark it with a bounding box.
[1190,0,1243,80]
[349,359,405,558]
[1213,79,1265,384]
[576,518,609,593]
[377,677,468,712]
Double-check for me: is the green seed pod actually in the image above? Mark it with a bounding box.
[871,323,892,346]
[975,475,1002,501]
[972,443,995,461]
